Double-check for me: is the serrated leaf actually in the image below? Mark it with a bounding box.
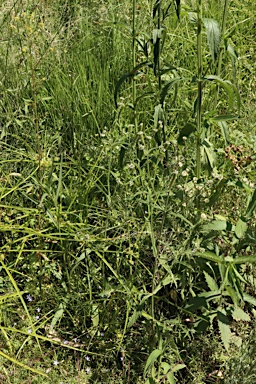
[244,293,256,307]
[202,18,221,61]
[217,310,231,351]
[235,217,248,239]
[232,307,250,321]
[203,271,219,291]
[144,349,163,375]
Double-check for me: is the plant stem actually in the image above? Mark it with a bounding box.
[196,0,203,180]
[30,46,43,292]
[132,0,137,132]
[214,0,229,107]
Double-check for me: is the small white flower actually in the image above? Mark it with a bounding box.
[53,360,59,366]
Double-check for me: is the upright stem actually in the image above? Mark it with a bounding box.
[196,0,202,180]
[157,2,162,92]
[30,47,43,291]
[214,0,229,107]
[132,0,137,133]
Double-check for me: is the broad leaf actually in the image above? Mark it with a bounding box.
[178,122,196,144]
[144,349,163,375]
[232,307,250,322]
[217,310,231,351]
[204,75,241,110]
[202,18,221,61]
[235,217,248,239]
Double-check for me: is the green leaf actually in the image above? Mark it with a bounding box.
[235,217,248,239]
[195,251,224,264]
[114,62,152,107]
[153,274,174,295]
[217,310,231,351]
[203,271,219,291]
[161,362,172,375]
[134,92,154,108]
[244,293,256,307]
[114,73,132,107]
[50,302,65,331]
[118,142,129,169]
[216,120,230,146]
[232,307,250,322]
[0,350,47,377]
[202,18,221,61]
[202,140,215,169]
[232,255,256,264]
[204,75,240,109]
[246,189,256,219]
[160,78,182,105]
[212,115,238,121]
[171,363,186,373]
[178,122,196,144]
[225,285,239,306]
[144,349,163,376]
[202,220,234,232]
[128,309,142,328]
[185,296,207,312]
[91,304,99,327]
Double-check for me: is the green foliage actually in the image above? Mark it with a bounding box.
[0,0,255,382]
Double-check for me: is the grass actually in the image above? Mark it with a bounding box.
[0,0,255,382]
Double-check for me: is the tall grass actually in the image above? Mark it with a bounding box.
[0,0,255,382]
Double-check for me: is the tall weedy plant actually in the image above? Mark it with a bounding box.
[196,0,203,180]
